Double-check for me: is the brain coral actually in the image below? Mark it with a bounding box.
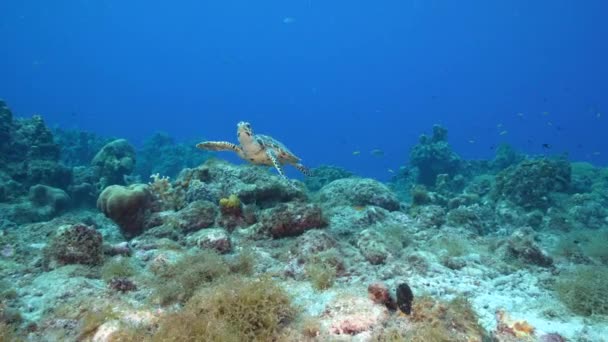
[97,184,151,237]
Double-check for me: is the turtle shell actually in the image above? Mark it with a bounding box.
[255,134,301,163]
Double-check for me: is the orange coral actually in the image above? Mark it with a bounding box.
[513,321,535,336]
[495,309,535,339]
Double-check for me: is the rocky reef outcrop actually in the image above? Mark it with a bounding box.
[0,101,71,194]
[409,125,462,186]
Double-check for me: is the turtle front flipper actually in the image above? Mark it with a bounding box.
[266,149,287,180]
[196,141,242,154]
[293,163,312,177]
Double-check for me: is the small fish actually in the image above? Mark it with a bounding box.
[468,139,476,144]
[547,121,553,126]
[542,143,551,149]
[542,111,550,116]
[516,112,524,118]
[499,130,508,136]
[593,151,601,156]
[497,123,503,128]
[282,17,295,24]
[597,112,602,118]
[352,205,366,211]
[387,169,395,173]
[352,151,361,156]
[370,149,384,157]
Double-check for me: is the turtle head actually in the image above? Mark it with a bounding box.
[237,121,254,145]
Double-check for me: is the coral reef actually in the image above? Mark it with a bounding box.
[256,202,326,238]
[2,112,608,341]
[491,143,524,171]
[318,178,401,211]
[148,173,185,211]
[409,125,462,186]
[186,228,232,253]
[494,157,571,210]
[0,102,71,195]
[178,159,306,206]
[135,132,210,179]
[304,165,353,191]
[174,200,218,232]
[357,228,390,264]
[92,139,136,187]
[52,127,113,167]
[504,228,554,267]
[28,184,71,216]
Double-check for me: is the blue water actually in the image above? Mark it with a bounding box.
[0,0,606,180]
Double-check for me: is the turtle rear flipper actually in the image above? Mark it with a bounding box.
[293,163,312,177]
[267,149,302,190]
[266,149,287,180]
[197,141,242,153]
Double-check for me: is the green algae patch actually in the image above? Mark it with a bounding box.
[305,261,336,291]
[554,265,608,316]
[101,256,139,282]
[372,295,485,342]
[121,276,295,341]
[152,250,230,305]
[0,322,17,342]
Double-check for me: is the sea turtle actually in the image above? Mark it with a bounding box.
[196,121,311,182]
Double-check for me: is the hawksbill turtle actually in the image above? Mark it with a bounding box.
[196,121,311,182]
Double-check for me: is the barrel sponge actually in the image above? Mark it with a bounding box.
[97,184,151,237]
